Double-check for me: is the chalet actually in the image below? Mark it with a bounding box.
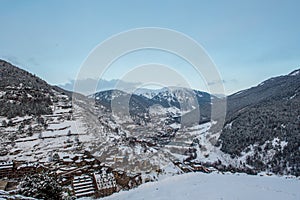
[178,164,193,173]
[72,175,96,198]
[191,164,210,173]
[75,159,86,167]
[112,169,124,178]
[58,166,89,181]
[184,161,191,165]
[16,162,38,177]
[60,104,72,109]
[112,169,130,187]
[0,161,13,178]
[61,155,73,165]
[105,157,114,163]
[113,156,124,163]
[172,159,181,165]
[84,158,96,165]
[127,173,142,188]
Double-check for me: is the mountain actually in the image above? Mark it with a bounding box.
[0,60,62,118]
[91,87,213,125]
[151,87,211,111]
[0,60,80,162]
[220,69,300,176]
[0,59,299,199]
[89,69,300,176]
[91,89,154,121]
[226,69,300,116]
[134,87,169,99]
[0,59,299,174]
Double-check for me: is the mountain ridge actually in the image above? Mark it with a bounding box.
[0,59,299,177]
[220,68,300,176]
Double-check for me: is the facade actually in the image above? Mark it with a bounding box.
[16,163,37,177]
[94,170,117,197]
[72,175,96,198]
[0,161,13,178]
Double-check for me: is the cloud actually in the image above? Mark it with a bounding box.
[27,57,40,66]
[208,79,237,86]
[58,78,141,95]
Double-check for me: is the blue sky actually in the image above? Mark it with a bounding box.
[0,0,300,94]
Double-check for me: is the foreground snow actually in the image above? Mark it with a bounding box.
[100,172,299,200]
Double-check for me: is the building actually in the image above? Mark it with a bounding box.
[112,169,130,187]
[16,162,38,177]
[191,164,210,173]
[94,169,117,197]
[72,175,96,198]
[0,161,13,178]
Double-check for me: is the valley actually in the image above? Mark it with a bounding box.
[0,60,299,199]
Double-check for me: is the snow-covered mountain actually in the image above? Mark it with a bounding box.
[221,68,300,176]
[134,87,169,99]
[90,87,213,125]
[0,60,90,163]
[0,59,57,118]
[1,59,300,199]
[88,68,300,177]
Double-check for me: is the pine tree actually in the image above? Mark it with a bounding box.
[18,173,62,200]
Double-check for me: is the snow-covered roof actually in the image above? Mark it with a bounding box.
[17,163,37,170]
[0,162,13,170]
[84,158,95,162]
[72,175,95,198]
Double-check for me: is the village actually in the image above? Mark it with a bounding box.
[0,88,220,199]
[0,150,143,199]
[0,91,143,199]
[0,149,219,199]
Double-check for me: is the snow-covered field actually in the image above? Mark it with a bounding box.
[98,172,300,200]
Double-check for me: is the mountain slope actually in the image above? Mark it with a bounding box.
[2,58,299,179]
[0,60,89,162]
[90,69,300,176]
[227,69,300,116]
[0,60,55,118]
[91,87,213,125]
[220,69,300,176]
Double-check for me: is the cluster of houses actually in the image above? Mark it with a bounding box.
[0,161,42,179]
[172,159,214,173]
[53,151,141,198]
[0,94,143,198]
[0,161,43,192]
[72,168,118,198]
[0,150,142,199]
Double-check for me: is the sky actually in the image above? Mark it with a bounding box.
[0,0,300,95]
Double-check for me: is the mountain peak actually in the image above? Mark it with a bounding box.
[289,69,300,76]
[0,59,50,91]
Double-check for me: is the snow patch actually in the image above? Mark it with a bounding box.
[290,70,300,76]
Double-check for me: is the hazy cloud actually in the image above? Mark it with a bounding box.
[208,79,237,86]
[59,78,141,95]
